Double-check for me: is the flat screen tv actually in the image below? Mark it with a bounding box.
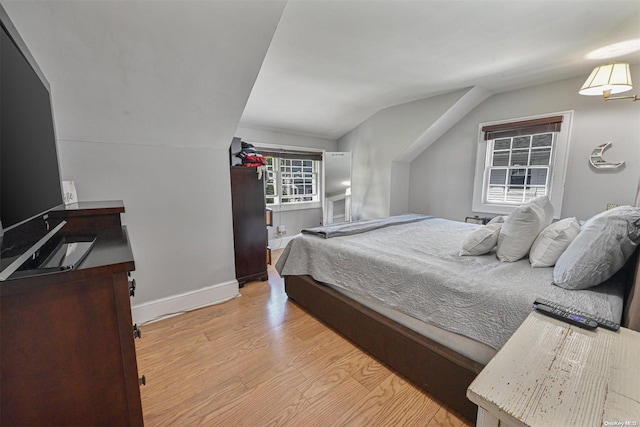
[1,5,66,277]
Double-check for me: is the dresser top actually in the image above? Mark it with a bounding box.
[50,200,125,217]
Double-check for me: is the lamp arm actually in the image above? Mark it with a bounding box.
[604,94,639,102]
[602,90,638,102]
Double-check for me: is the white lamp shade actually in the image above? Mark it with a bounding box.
[579,62,633,96]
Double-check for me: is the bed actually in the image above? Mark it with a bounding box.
[276,209,640,422]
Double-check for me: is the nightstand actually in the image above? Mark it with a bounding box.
[465,215,491,225]
[467,310,640,427]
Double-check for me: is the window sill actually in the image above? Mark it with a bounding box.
[472,203,520,217]
[473,201,561,219]
[473,197,564,218]
[267,201,322,212]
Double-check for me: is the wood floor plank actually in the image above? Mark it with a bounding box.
[374,380,442,426]
[193,366,309,426]
[335,374,412,426]
[283,309,330,342]
[136,252,473,426]
[288,328,348,370]
[142,376,247,427]
[351,353,394,391]
[296,347,365,403]
[139,337,254,414]
[236,349,301,390]
[284,377,371,427]
[249,311,307,351]
[426,406,470,427]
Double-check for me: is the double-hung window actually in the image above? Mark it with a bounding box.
[259,148,322,208]
[472,112,573,218]
[485,131,554,204]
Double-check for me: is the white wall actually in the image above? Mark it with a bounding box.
[235,126,337,242]
[389,162,410,216]
[338,88,472,219]
[409,67,640,222]
[2,0,286,323]
[58,141,236,303]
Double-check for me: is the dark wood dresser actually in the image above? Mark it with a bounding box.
[230,166,269,286]
[0,201,144,426]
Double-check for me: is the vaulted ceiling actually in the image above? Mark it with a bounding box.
[5,0,639,146]
[239,0,640,140]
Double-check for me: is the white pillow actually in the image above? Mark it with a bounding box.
[459,223,503,256]
[529,218,581,268]
[487,216,505,225]
[497,196,554,262]
[554,206,640,290]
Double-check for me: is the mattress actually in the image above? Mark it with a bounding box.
[276,216,625,355]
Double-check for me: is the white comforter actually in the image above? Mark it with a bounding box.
[276,216,624,349]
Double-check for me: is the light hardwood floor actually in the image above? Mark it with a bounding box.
[135,252,473,426]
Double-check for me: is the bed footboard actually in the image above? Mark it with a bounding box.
[284,275,483,423]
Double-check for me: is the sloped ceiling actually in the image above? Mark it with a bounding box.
[4,0,639,146]
[2,0,286,149]
[239,0,640,140]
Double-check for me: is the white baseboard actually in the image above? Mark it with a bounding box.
[268,235,296,250]
[131,279,239,325]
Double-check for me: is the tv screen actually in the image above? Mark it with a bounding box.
[1,14,63,233]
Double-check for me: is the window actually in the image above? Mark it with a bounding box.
[485,132,553,204]
[258,147,322,209]
[472,112,573,218]
[265,157,320,205]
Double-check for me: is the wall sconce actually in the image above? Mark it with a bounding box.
[579,62,638,101]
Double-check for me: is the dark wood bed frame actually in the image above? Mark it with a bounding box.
[284,250,640,423]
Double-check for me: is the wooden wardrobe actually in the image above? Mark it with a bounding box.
[230,166,269,286]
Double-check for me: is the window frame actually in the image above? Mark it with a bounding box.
[265,157,321,206]
[254,143,323,212]
[485,132,554,205]
[472,111,573,218]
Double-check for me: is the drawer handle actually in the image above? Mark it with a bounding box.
[133,324,142,339]
[139,375,146,386]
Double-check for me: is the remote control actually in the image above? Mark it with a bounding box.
[534,298,620,331]
[533,303,598,330]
